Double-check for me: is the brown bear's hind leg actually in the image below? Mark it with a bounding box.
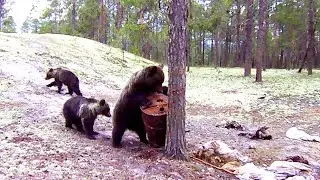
[135,121,148,145]
[67,86,74,96]
[74,118,84,132]
[73,88,82,96]
[55,80,63,93]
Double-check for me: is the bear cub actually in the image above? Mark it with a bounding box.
[45,68,82,96]
[63,96,111,139]
[111,65,164,147]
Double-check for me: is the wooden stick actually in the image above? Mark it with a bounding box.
[190,156,238,175]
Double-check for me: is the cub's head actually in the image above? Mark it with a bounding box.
[45,68,55,80]
[132,65,165,93]
[95,99,111,117]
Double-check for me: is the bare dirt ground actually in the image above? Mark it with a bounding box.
[0,33,319,179]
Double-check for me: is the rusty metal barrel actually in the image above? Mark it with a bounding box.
[140,93,168,148]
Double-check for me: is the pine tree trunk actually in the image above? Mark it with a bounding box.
[263,2,269,71]
[187,29,191,71]
[187,0,192,72]
[224,25,230,67]
[306,0,316,75]
[115,0,123,30]
[211,31,215,66]
[256,0,267,82]
[202,30,205,66]
[71,0,76,33]
[215,32,220,67]
[99,0,106,44]
[235,0,241,67]
[165,0,188,161]
[244,0,254,76]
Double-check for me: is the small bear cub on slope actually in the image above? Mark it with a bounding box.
[45,67,82,96]
[63,96,111,139]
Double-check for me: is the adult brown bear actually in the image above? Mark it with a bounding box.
[111,65,164,147]
[45,68,82,96]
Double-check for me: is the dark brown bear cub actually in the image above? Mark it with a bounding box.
[45,68,82,96]
[111,65,164,147]
[63,96,111,139]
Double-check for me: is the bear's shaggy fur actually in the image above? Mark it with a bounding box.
[162,86,168,95]
[45,68,82,96]
[111,65,165,147]
[63,96,111,139]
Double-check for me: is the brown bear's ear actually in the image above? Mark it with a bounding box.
[49,68,53,72]
[149,66,158,76]
[99,99,106,106]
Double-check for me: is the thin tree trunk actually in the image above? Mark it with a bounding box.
[115,0,123,30]
[187,29,191,71]
[165,0,188,161]
[224,25,230,67]
[256,0,267,82]
[71,0,76,33]
[306,0,316,75]
[263,1,269,70]
[99,0,106,44]
[187,0,192,72]
[235,0,241,67]
[215,32,219,67]
[202,30,205,66]
[244,0,254,76]
[211,31,214,66]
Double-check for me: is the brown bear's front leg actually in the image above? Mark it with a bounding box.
[111,125,126,148]
[83,118,96,140]
[46,81,57,87]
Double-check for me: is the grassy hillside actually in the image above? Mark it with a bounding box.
[0,33,160,89]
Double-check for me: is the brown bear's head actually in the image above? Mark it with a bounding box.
[45,68,55,80]
[132,65,165,93]
[95,99,111,117]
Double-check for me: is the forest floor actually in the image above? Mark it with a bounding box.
[0,33,319,179]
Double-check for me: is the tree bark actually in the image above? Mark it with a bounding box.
[256,0,267,82]
[99,0,107,44]
[202,30,205,65]
[244,0,254,76]
[263,1,269,71]
[115,0,123,30]
[215,32,220,67]
[224,25,230,67]
[187,0,192,72]
[298,0,316,74]
[306,0,315,75]
[71,0,76,33]
[165,0,188,161]
[235,0,241,67]
[211,31,214,66]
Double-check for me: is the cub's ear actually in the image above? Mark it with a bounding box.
[48,68,53,72]
[158,64,164,69]
[99,99,106,106]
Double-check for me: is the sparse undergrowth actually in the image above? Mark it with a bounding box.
[0,33,319,179]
